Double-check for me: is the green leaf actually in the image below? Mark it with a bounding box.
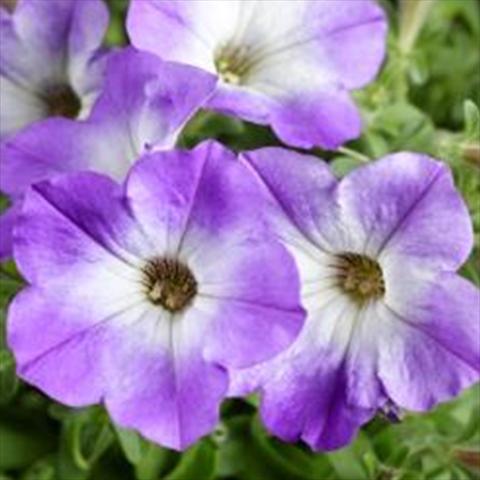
[57,407,114,480]
[20,456,56,480]
[0,413,55,470]
[134,443,179,480]
[163,441,216,480]
[0,348,18,403]
[330,156,365,177]
[114,426,147,465]
[326,433,373,480]
[464,100,480,140]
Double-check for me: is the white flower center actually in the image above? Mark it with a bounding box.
[142,258,197,313]
[335,252,385,303]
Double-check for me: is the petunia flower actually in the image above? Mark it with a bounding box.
[230,149,480,450]
[0,47,217,258]
[7,141,304,450]
[127,0,387,150]
[0,0,110,138]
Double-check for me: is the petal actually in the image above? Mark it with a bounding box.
[66,0,110,97]
[318,1,387,89]
[0,119,92,196]
[126,141,261,255]
[337,153,474,268]
[14,172,153,286]
[103,305,228,450]
[267,87,362,150]
[7,281,146,406]
[374,274,480,411]
[0,0,72,87]
[90,48,217,153]
[232,294,376,450]
[0,202,20,260]
[207,84,272,125]
[193,238,304,368]
[241,0,386,91]
[240,148,338,253]
[0,76,44,138]
[127,0,238,72]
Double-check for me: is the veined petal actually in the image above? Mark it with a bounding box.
[231,292,376,450]
[126,141,262,256]
[103,305,228,451]
[14,172,153,286]
[375,278,480,411]
[240,148,338,253]
[336,153,474,267]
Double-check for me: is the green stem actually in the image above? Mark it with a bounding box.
[337,147,371,164]
[398,0,436,54]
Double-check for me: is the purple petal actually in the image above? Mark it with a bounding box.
[240,147,338,251]
[0,203,19,260]
[231,295,377,451]
[90,47,217,150]
[103,307,228,450]
[0,119,93,196]
[269,88,363,151]
[13,172,152,285]
[337,153,474,269]
[376,272,480,411]
[8,287,119,406]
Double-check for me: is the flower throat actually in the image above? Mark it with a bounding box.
[142,258,197,313]
[335,252,385,303]
[42,84,81,119]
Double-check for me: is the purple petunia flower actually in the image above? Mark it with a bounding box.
[127,0,387,150]
[0,0,110,138]
[7,141,304,450]
[0,47,217,258]
[230,149,480,450]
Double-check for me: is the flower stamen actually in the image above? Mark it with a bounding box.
[142,258,197,313]
[214,44,254,85]
[335,252,385,303]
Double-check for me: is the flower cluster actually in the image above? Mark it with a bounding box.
[1,0,478,453]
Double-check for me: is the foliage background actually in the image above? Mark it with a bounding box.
[0,0,479,479]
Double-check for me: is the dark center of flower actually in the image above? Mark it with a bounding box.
[335,252,385,302]
[42,84,82,119]
[142,258,197,313]
[0,0,17,13]
[214,44,253,85]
